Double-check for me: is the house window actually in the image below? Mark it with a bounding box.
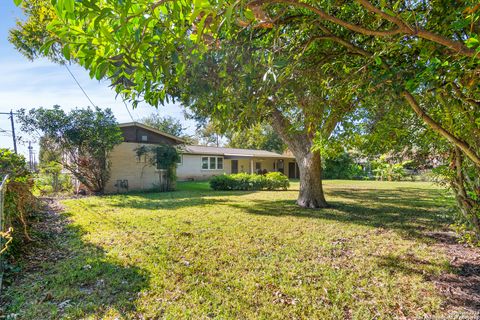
[255,162,261,170]
[277,160,284,169]
[209,157,216,169]
[177,154,183,165]
[201,156,224,170]
[202,157,209,169]
[141,135,148,141]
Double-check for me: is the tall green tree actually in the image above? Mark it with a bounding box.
[194,121,223,147]
[226,123,285,154]
[141,114,186,137]
[17,106,123,193]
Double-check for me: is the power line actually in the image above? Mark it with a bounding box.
[65,62,138,124]
[64,64,97,107]
[65,63,136,123]
[122,100,135,122]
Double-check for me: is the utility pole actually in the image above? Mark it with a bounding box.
[0,111,17,153]
[10,110,17,154]
[28,141,33,170]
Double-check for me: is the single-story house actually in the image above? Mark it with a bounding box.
[105,122,298,193]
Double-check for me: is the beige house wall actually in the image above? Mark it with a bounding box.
[176,155,294,181]
[106,144,297,188]
[105,142,161,193]
[176,154,226,181]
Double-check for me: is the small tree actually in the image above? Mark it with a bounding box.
[38,161,63,193]
[17,106,123,194]
[135,145,180,191]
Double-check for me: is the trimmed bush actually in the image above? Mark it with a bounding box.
[264,172,290,190]
[210,172,289,191]
[209,174,235,190]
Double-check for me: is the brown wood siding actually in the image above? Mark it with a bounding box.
[121,126,179,145]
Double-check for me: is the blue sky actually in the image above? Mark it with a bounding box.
[0,1,195,158]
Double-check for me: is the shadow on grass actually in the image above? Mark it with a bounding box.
[228,188,453,241]
[374,253,446,276]
[1,209,149,319]
[104,190,253,211]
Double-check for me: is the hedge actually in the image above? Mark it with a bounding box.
[210,172,289,191]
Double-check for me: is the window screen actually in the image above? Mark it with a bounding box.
[209,157,216,169]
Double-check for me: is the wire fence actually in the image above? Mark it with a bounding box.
[0,174,9,293]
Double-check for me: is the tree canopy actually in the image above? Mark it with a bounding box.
[141,114,186,137]
[17,106,123,193]
[226,123,286,154]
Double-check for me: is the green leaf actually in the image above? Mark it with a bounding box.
[374,56,382,65]
[466,37,479,49]
[13,0,22,6]
[64,0,74,13]
[96,62,109,80]
[62,45,71,60]
[39,39,56,56]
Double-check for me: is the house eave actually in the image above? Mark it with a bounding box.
[119,122,185,144]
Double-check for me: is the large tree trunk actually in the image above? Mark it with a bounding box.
[269,108,328,208]
[296,150,328,208]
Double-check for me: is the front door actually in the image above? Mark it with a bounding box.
[288,162,299,179]
[231,160,238,174]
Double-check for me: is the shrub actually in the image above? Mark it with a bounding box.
[371,155,411,181]
[0,149,37,254]
[209,174,235,190]
[35,161,73,195]
[323,153,369,179]
[210,172,289,191]
[265,172,290,190]
[249,174,268,190]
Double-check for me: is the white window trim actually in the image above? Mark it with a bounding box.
[201,156,224,170]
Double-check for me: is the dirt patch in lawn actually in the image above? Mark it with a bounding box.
[17,199,69,272]
[428,231,480,317]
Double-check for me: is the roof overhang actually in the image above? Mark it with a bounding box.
[119,122,185,144]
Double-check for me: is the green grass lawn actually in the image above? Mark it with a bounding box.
[3,180,456,319]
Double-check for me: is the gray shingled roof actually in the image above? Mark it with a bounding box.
[181,145,294,159]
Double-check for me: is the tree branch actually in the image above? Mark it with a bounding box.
[248,0,402,36]
[269,106,308,154]
[403,91,480,168]
[249,0,477,57]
